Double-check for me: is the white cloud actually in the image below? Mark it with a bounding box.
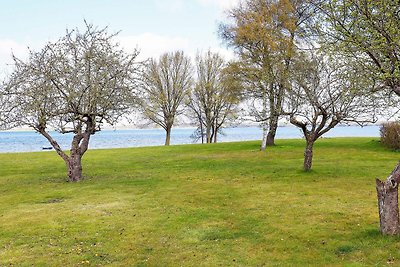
[116,33,191,60]
[117,33,234,62]
[0,33,235,80]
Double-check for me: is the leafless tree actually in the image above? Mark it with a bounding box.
[187,51,241,143]
[0,23,140,182]
[139,51,192,145]
[287,53,379,171]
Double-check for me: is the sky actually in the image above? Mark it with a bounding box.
[0,0,239,75]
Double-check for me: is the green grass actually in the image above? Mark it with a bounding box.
[1,137,400,266]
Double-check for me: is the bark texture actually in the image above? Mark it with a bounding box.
[303,140,314,171]
[39,123,92,182]
[376,162,400,235]
[68,154,83,182]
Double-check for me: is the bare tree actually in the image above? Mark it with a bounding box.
[288,53,379,171]
[0,23,140,182]
[139,51,192,145]
[187,51,241,143]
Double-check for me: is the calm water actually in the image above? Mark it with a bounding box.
[0,125,379,153]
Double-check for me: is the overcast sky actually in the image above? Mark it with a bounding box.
[0,0,238,74]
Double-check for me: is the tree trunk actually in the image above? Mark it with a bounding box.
[303,140,314,171]
[376,162,400,235]
[266,115,278,146]
[165,126,171,146]
[67,153,83,182]
[206,124,212,144]
[38,123,93,182]
[260,123,268,151]
[200,121,204,144]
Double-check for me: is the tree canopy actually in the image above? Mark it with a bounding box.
[139,51,192,146]
[1,23,140,181]
[187,51,241,143]
[317,0,400,94]
[219,0,316,148]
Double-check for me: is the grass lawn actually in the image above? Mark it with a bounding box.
[1,137,400,266]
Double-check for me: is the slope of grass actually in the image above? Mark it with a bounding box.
[0,137,399,266]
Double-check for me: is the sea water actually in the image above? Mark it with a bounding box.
[0,125,380,153]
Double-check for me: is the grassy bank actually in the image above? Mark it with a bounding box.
[0,137,399,266]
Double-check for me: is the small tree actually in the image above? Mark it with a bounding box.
[139,51,192,145]
[288,53,378,171]
[1,23,139,182]
[187,51,241,143]
[380,122,400,150]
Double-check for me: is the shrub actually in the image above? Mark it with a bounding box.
[380,122,400,150]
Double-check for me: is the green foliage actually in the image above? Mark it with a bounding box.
[319,0,400,93]
[380,122,400,150]
[0,138,399,266]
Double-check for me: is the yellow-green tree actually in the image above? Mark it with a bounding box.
[219,0,314,149]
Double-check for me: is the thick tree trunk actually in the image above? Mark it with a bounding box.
[266,115,278,146]
[38,121,94,182]
[165,127,171,146]
[303,140,314,171]
[66,132,88,182]
[376,162,400,235]
[67,154,83,182]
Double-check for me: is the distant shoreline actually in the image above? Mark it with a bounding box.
[0,122,383,133]
[0,125,380,153]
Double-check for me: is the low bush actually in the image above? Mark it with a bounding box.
[380,122,400,150]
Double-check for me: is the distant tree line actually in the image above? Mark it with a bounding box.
[0,0,399,236]
[138,50,242,146]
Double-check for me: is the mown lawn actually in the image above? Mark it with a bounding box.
[0,137,400,266]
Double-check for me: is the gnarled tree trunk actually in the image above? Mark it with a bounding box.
[376,162,400,235]
[303,139,314,171]
[39,124,92,182]
[67,153,83,182]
